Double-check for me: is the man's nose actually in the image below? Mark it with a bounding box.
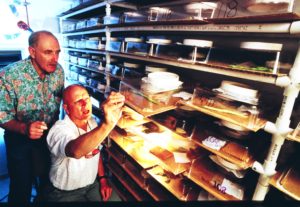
[79,99,87,106]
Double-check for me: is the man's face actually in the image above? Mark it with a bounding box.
[29,34,61,74]
[65,87,92,122]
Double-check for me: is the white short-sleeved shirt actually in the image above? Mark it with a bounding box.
[47,115,100,191]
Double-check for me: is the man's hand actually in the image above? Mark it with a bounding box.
[99,178,112,201]
[102,92,125,126]
[27,121,48,139]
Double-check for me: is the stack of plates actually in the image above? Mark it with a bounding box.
[141,71,182,93]
[214,80,259,105]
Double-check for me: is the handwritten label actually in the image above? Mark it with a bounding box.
[221,179,244,200]
[202,136,226,151]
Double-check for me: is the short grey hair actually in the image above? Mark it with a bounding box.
[28,30,58,47]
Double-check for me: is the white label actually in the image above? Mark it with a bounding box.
[221,179,244,200]
[173,152,190,164]
[202,136,226,151]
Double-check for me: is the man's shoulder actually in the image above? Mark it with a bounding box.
[0,59,30,78]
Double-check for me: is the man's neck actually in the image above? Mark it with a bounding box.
[31,59,46,79]
[74,119,89,131]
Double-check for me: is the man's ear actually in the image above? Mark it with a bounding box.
[63,104,69,114]
[28,46,35,58]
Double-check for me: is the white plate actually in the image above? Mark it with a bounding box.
[183,39,213,47]
[123,62,140,68]
[216,155,243,171]
[148,71,179,83]
[240,41,282,52]
[141,78,182,93]
[147,38,172,45]
[214,88,259,105]
[124,37,143,43]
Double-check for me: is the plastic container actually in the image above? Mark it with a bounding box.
[148,38,180,60]
[178,39,213,63]
[209,41,284,74]
[120,81,180,114]
[122,62,145,79]
[185,2,218,20]
[191,87,261,128]
[106,37,122,52]
[76,20,86,30]
[86,17,102,27]
[123,37,148,55]
[120,11,148,23]
[85,37,100,50]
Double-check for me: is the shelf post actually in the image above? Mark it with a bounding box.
[253,41,300,200]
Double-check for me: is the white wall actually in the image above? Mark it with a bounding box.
[0,0,75,177]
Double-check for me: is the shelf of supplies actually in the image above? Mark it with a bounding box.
[286,134,300,142]
[108,52,289,85]
[286,124,300,142]
[149,116,254,170]
[107,146,174,201]
[60,1,107,19]
[66,61,106,75]
[147,165,201,201]
[180,100,266,132]
[107,158,153,201]
[183,157,242,201]
[269,167,300,200]
[149,146,192,176]
[106,146,146,188]
[108,21,300,35]
[117,106,150,129]
[192,124,254,170]
[109,129,160,169]
[109,175,136,201]
[62,28,106,36]
[64,47,106,55]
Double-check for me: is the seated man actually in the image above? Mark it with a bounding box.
[44,84,125,202]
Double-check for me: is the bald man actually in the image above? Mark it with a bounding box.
[44,84,124,202]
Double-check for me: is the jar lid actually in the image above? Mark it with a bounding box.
[147,38,172,45]
[240,42,282,51]
[145,65,167,73]
[125,37,143,43]
[110,37,119,41]
[183,39,213,47]
[123,62,140,68]
[88,37,100,40]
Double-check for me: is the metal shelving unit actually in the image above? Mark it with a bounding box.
[59,0,300,201]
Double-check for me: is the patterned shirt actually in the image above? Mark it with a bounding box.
[0,58,64,126]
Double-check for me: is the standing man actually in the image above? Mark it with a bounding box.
[45,85,124,202]
[0,30,64,203]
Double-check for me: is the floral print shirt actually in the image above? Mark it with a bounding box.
[0,58,64,126]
